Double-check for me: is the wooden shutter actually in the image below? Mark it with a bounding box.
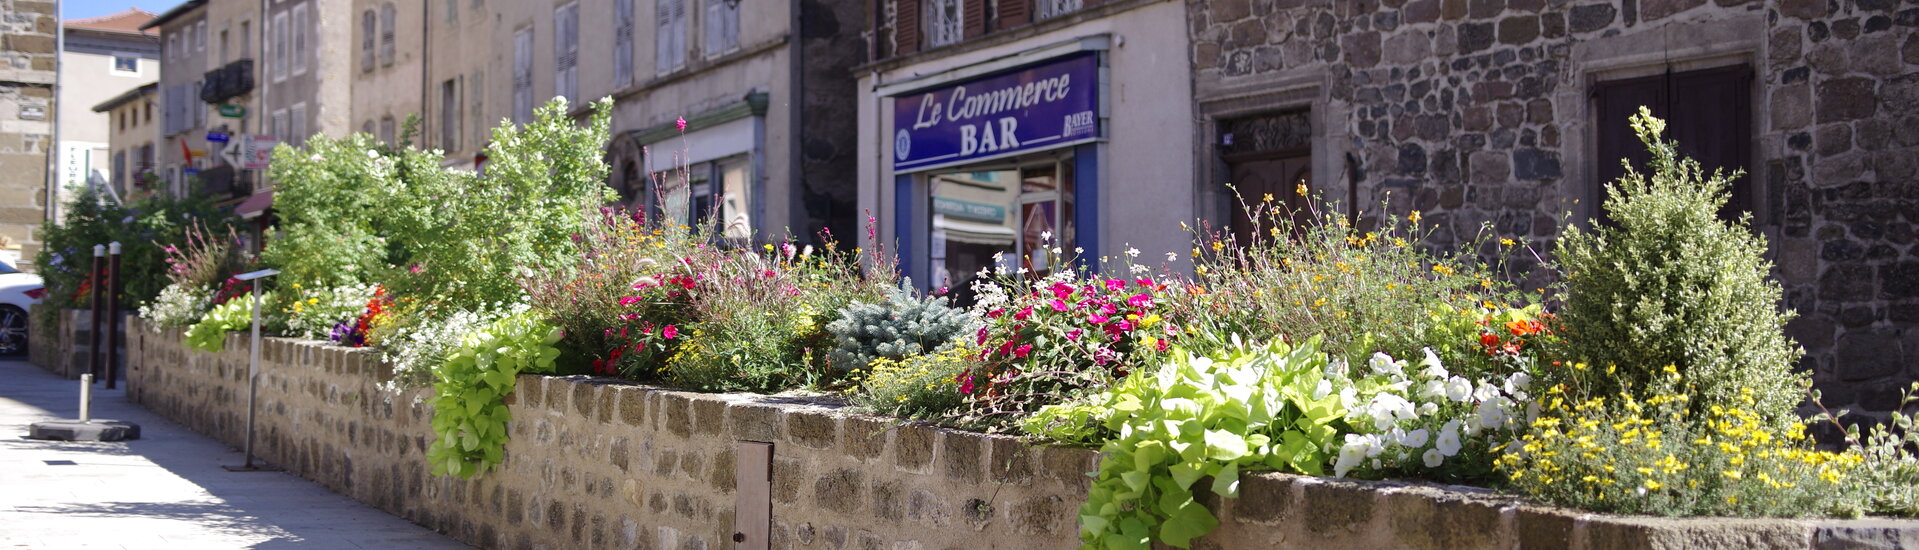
[998,0,1026,31]
[963,0,985,38]
[1592,65,1751,223]
[896,0,919,55]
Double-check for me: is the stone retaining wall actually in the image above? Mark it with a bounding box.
[119,317,1919,550]
[28,308,126,380]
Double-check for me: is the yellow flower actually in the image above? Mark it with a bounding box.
[1262,193,1274,203]
[1295,183,1308,196]
[1408,210,1422,224]
[1211,241,1225,252]
[1644,480,1663,491]
[1500,238,1515,246]
[1431,264,1455,276]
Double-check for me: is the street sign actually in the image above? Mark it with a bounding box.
[206,131,230,143]
[241,135,278,171]
[219,104,248,118]
[220,142,244,168]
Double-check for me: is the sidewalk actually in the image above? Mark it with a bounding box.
[0,357,473,549]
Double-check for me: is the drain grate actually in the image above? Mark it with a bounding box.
[43,460,77,466]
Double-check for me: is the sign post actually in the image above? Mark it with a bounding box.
[224,268,281,472]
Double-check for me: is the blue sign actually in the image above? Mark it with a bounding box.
[205,131,230,143]
[892,53,1099,173]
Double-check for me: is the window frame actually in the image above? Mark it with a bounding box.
[109,54,140,76]
[271,11,289,82]
[380,3,398,67]
[512,27,534,123]
[361,10,376,72]
[924,0,962,48]
[554,2,579,102]
[291,2,309,76]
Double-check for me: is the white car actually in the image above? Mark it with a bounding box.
[0,257,44,355]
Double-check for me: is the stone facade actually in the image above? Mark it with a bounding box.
[1187,0,1919,421]
[0,0,59,267]
[105,316,1919,549]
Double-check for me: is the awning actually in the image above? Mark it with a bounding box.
[234,191,274,219]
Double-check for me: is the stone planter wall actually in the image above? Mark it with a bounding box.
[28,308,126,380]
[122,316,1919,550]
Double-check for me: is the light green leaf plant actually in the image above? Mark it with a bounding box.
[425,311,562,478]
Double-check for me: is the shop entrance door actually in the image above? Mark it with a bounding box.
[1226,150,1312,245]
[929,157,1074,304]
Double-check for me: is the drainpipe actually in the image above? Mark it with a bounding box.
[420,0,430,149]
[46,0,66,225]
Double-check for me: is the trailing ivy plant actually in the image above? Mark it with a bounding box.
[1023,338,1349,549]
[425,311,562,478]
[183,292,273,353]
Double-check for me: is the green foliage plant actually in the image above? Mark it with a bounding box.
[849,345,978,419]
[260,134,407,292]
[138,284,213,331]
[1022,339,1348,549]
[1554,108,1805,419]
[35,190,238,318]
[826,278,977,373]
[184,292,272,352]
[425,311,561,478]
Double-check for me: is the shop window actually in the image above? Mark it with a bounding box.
[928,157,1075,299]
[1592,64,1752,222]
[1218,109,1313,244]
[1035,0,1081,20]
[924,0,962,48]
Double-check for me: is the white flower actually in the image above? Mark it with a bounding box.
[1327,357,1350,377]
[1474,380,1501,402]
[1368,352,1404,378]
[1398,428,1430,448]
[1435,420,1462,457]
[1125,247,1140,258]
[1478,397,1512,430]
[1363,393,1418,431]
[1423,448,1445,468]
[1504,372,1533,394]
[1421,379,1448,401]
[1419,347,1448,379]
[1417,402,1439,416]
[1165,252,1178,262]
[1312,378,1333,400]
[365,149,379,158]
[1335,438,1368,478]
[1444,376,1473,402]
[1040,230,1052,242]
[1128,264,1150,275]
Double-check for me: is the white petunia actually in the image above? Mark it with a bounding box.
[1504,371,1533,394]
[1369,352,1405,378]
[1423,448,1445,468]
[1435,420,1462,456]
[1335,434,1371,478]
[1477,397,1510,430]
[1418,347,1448,379]
[1474,380,1501,402]
[1444,376,1474,402]
[1421,379,1448,401]
[1417,402,1439,416]
[1313,378,1333,400]
[1399,428,1430,448]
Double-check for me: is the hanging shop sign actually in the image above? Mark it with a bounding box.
[892,52,1099,173]
[219,104,248,118]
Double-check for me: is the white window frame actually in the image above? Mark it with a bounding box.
[195,21,207,51]
[271,109,289,141]
[656,0,686,74]
[109,54,140,76]
[272,11,289,82]
[290,103,308,146]
[704,0,739,58]
[291,3,309,75]
[554,2,579,102]
[925,0,962,48]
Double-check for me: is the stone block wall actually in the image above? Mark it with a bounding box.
[122,317,1919,549]
[28,308,125,380]
[0,0,57,263]
[1188,0,1919,421]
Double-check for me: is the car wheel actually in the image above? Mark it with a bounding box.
[0,305,26,356]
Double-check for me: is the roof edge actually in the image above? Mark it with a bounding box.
[139,0,207,31]
[92,82,160,113]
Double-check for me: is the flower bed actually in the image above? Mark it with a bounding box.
[132,105,1919,547]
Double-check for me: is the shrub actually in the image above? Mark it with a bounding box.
[138,283,212,331]
[1812,385,1919,516]
[963,269,1176,428]
[849,345,977,419]
[260,134,408,291]
[379,303,524,392]
[184,292,272,352]
[1167,192,1527,382]
[826,278,976,373]
[522,207,697,378]
[282,283,378,339]
[1498,369,1861,517]
[1554,108,1805,419]
[34,190,238,316]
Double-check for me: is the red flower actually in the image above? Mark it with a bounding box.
[618,296,643,306]
[1013,344,1032,358]
[1479,333,1501,349]
[956,370,975,395]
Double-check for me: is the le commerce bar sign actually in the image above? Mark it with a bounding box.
[892,52,1099,173]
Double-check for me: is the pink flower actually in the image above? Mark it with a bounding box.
[662,325,680,339]
[986,308,1005,319]
[1156,339,1170,352]
[1104,279,1126,292]
[1048,299,1070,312]
[976,327,990,344]
[1065,329,1083,341]
[618,296,643,306]
[957,371,975,395]
[1127,293,1154,308]
[1099,303,1118,316]
[675,117,687,131]
[409,264,425,274]
[1087,314,1109,324]
[1014,306,1033,321]
[1013,344,1032,358]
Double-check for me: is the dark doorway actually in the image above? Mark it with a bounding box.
[1219,109,1313,244]
[1592,64,1753,223]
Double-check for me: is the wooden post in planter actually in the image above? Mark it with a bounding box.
[105,242,122,390]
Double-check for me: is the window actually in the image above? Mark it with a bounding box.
[195,21,206,51]
[291,3,309,75]
[380,3,397,66]
[271,109,288,141]
[1592,65,1753,222]
[555,2,579,102]
[470,69,486,146]
[119,111,126,132]
[290,103,307,146]
[363,120,375,135]
[219,26,229,64]
[380,116,397,145]
[191,80,206,128]
[272,12,288,82]
[361,10,376,72]
[656,0,687,72]
[512,28,533,123]
[167,34,178,60]
[1036,0,1081,20]
[924,0,962,48]
[704,0,739,56]
[113,151,126,192]
[144,102,151,123]
[926,159,1076,293]
[666,156,754,238]
[240,20,250,60]
[441,78,460,150]
[614,0,634,87]
[112,55,139,75]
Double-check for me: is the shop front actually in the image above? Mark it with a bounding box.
[882,49,1106,298]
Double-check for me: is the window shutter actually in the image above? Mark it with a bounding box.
[361,11,376,71]
[555,3,578,101]
[292,4,308,74]
[998,0,1026,29]
[381,4,396,65]
[470,69,486,146]
[513,29,533,122]
[615,0,634,87]
[963,0,984,38]
[895,0,919,54]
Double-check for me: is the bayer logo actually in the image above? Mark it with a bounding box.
[894,129,912,161]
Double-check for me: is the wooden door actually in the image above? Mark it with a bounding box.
[1227,152,1312,246]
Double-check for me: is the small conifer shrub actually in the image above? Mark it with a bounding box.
[826,279,976,372]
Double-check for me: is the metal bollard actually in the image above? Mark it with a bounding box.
[79,374,93,423]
